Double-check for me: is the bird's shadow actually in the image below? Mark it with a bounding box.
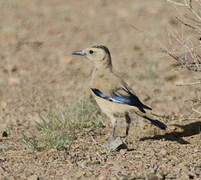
[140,121,201,144]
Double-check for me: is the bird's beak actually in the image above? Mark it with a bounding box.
[71,50,86,56]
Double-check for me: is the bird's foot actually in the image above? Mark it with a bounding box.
[120,135,128,141]
[106,136,128,152]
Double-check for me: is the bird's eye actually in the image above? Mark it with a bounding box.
[89,50,94,54]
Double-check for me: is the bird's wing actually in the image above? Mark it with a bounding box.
[91,79,152,113]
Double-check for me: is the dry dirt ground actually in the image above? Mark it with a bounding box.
[0,0,201,179]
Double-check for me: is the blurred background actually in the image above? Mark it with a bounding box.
[0,0,201,179]
[0,0,183,116]
[0,0,199,123]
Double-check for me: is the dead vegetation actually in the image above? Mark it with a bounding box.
[165,0,201,121]
[22,98,105,151]
[166,0,201,72]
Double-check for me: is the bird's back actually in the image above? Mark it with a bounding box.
[91,68,123,95]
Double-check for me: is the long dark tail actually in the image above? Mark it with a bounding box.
[138,103,152,113]
[142,115,167,130]
[142,104,152,111]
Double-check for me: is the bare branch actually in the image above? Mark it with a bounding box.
[175,81,201,86]
[167,0,201,21]
[167,0,186,6]
[192,107,201,115]
[176,17,201,33]
[188,6,201,22]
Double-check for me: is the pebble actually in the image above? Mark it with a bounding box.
[0,144,9,152]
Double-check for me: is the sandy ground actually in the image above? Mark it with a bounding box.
[0,0,201,179]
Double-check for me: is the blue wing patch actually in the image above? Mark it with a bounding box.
[91,88,121,103]
[91,88,152,113]
[91,88,137,104]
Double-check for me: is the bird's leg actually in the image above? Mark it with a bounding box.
[125,112,131,137]
[110,116,117,138]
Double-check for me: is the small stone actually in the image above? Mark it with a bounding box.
[3,176,15,180]
[146,173,160,180]
[177,174,189,180]
[27,175,37,180]
[1,101,7,109]
[8,77,20,85]
[75,170,86,179]
[120,149,127,155]
[160,148,167,156]
[0,144,9,152]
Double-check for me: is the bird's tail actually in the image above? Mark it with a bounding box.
[135,112,167,130]
[142,115,167,130]
[142,104,152,111]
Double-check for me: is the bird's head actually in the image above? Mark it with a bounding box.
[72,45,112,69]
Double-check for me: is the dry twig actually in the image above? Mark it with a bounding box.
[167,0,201,29]
[192,107,201,115]
[175,81,201,86]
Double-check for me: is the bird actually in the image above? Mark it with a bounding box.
[72,45,167,138]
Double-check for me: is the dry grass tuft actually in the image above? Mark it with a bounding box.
[164,0,201,117]
[165,0,201,72]
[22,97,105,151]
